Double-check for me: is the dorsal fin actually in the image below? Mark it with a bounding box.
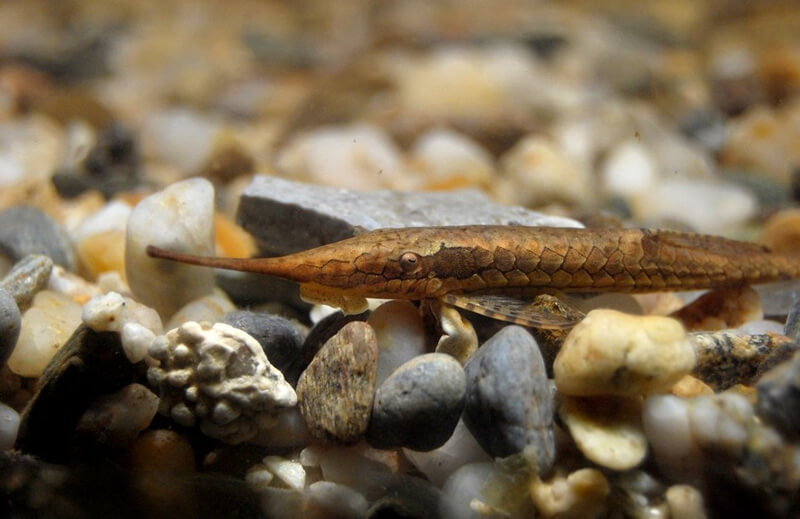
[642,230,771,257]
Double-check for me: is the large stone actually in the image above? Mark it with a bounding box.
[462,326,554,473]
[296,321,378,444]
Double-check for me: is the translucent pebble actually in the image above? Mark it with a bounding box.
[245,465,274,490]
[642,395,700,481]
[367,300,427,385]
[0,401,20,450]
[8,290,83,377]
[165,293,236,330]
[263,456,306,490]
[439,462,495,519]
[121,322,156,363]
[307,481,368,518]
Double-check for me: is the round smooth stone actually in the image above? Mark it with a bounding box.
[0,206,76,271]
[222,310,305,379]
[462,325,554,473]
[367,353,465,451]
[0,289,21,368]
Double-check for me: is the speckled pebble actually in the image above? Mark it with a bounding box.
[756,350,800,440]
[297,321,378,444]
[690,331,785,391]
[367,353,465,451]
[463,325,554,473]
[0,254,52,312]
[0,206,76,271]
[554,309,695,397]
[221,310,306,379]
[0,289,20,368]
[558,396,648,471]
[125,178,216,317]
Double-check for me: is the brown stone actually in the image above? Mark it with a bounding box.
[296,321,378,444]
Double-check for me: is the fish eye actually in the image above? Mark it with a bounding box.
[399,252,421,272]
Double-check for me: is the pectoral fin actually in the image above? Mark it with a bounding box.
[299,283,369,315]
[442,293,585,329]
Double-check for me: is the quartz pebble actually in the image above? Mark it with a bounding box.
[530,468,610,519]
[296,321,378,444]
[0,254,53,312]
[367,300,427,385]
[125,178,216,317]
[0,289,20,368]
[554,309,695,397]
[0,206,76,271]
[367,353,466,451]
[0,401,20,450]
[409,127,494,190]
[463,326,554,473]
[665,484,707,519]
[7,290,83,377]
[221,310,306,379]
[558,396,648,471]
[759,207,800,254]
[438,462,495,519]
[147,321,297,443]
[403,418,492,487]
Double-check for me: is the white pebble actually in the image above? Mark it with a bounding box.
[0,402,20,450]
[665,485,707,519]
[245,465,274,490]
[125,178,216,317]
[263,456,306,490]
[71,200,132,243]
[165,292,236,330]
[403,419,491,487]
[632,178,757,235]
[439,462,495,519]
[409,127,494,188]
[642,395,701,481]
[142,109,221,172]
[601,139,658,197]
[121,322,156,363]
[82,292,127,333]
[367,300,427,385]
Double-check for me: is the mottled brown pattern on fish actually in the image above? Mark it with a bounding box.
[147,225,800,301]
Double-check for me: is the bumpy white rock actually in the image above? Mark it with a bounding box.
[125,178,216,317]
[147,321,297,443]
[554,309,695,397]
[530,468,610,519]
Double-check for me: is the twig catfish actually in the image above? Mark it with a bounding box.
[147,226,800,326]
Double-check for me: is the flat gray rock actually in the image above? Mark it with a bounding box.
[463,325,555,474]
[0,206,76,271]
[237,175,581,255]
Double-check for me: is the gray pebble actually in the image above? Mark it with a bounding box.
[367,353,465,452]
[237,175,580,255]
[462,326,555,474]
[221,310,306,382]
[0,206,76,271]
[296,321,378,444]
[0,254,53,312]
[756,350,800,440]
[0,289,21,368]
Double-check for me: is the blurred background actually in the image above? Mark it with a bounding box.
[1,0,799,237]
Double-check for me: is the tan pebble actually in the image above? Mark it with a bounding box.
[559,396,647,471]
[665,484,707,519]
[435,302,478,365]
[634,292,685,316]
[7,290,83,377]
[760,208,800,254]
[129,429,195,473]
[165,292,236,330]
[670,286,762,331]
[214,212,257,259]
[530,468,609,519]
[129,429,197,519]
[671,375,714,397]
[76,229,127,281]
[554,309,695,396]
